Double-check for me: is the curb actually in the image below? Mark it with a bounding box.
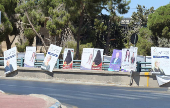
[0,90,68,108]
[49,102,62,108]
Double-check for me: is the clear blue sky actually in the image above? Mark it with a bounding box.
[102,0,170,18]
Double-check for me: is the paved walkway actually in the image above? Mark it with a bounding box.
[0,91,54,108]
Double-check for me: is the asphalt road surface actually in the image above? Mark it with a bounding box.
[0,78,170,108]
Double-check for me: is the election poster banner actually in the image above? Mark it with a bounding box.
[41,44,62,72]
[129,47,138,71]
[63,48,74,69]
[24,46,36,67]
[108,49,122,71]
[121,48,130,72]
[151,47,170,75]
[151,47,170,86]
[4,47,17,74]
[80,48,94,70]
[91,49,104,70]
[121,47,138,72]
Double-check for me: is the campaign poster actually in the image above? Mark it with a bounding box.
[129,47,138,71]
[41,44,62,72]
[24,46,36,67]
[91,49,104,70]
[4,47,17,74]
[63,48,74,69]
[80,48,94,70]
[121,47,138,72]
[151,47,170,75]
[108,49,122,71]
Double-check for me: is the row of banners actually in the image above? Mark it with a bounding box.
[4,45,170,86]
[4,45,138,74]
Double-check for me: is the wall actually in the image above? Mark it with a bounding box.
[0,66,160,87]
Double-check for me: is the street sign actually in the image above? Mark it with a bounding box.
[131,33,138,44]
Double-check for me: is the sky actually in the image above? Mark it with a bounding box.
[102,0,170,18]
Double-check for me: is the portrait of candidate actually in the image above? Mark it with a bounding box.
[131,52,135,64]
[93,50,102,66]
[30,52,36,62]
[151,60,165,75]
[111,52,121,64]
[86,53,93,65]
[41,55,51,71]
[64,50,72,65]
[5,59,13,73]
[24,52,36,67]
[124,49,130,62]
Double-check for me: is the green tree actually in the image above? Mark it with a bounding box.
[136,27,153,56]
[65,0,104,59]
[127,5,154,48]
[103,0,130,55]
[93,14,124,55]
[147,4,170,46]
[93,15,107,48]
[0,0,18,49]
[15,0,68,52]
[42,0,70,45]
[15,0,47,51]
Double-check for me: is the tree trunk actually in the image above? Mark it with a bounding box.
[75,4,85,59]
[5,35,11,50]
[25,11,48,52]
[105,20,111,55]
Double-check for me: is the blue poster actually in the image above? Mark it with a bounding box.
[108,49,122,71]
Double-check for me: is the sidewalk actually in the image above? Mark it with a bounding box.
[0,90,64,108]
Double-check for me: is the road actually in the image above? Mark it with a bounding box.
[0,78,170,108]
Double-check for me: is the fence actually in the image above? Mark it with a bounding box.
[0,57,110,71]
[0,57,152,72]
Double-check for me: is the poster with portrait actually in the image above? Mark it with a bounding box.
[63,48,74,69]
[41,44,62,72]
[80,48,94,70]
[151,47,170,75]
[24,46,36,67]
[121,47,138,72]
[129,47,138,71]
[91,49,104,70]
[4,47,17,74]
[108,49,122,71]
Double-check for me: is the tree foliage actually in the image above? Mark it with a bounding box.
[136,27,153,56]
[64,0,105,59]
[103,0,130,55]
[15,0,68,51]
[126,4,154,55]
[148,3,170,47]
[148,4,170,39]
[0,0,18,49]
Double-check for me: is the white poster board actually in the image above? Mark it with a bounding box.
[4,47,17,74]
[41,44,62,72]
[24,46,36,67]
[91,48,104,70]
[121,47,138,72]
[63,48,74,69]
[151,47,170,75]
[80,48,94,70]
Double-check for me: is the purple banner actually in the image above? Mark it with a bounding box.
[108,49,122,71]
